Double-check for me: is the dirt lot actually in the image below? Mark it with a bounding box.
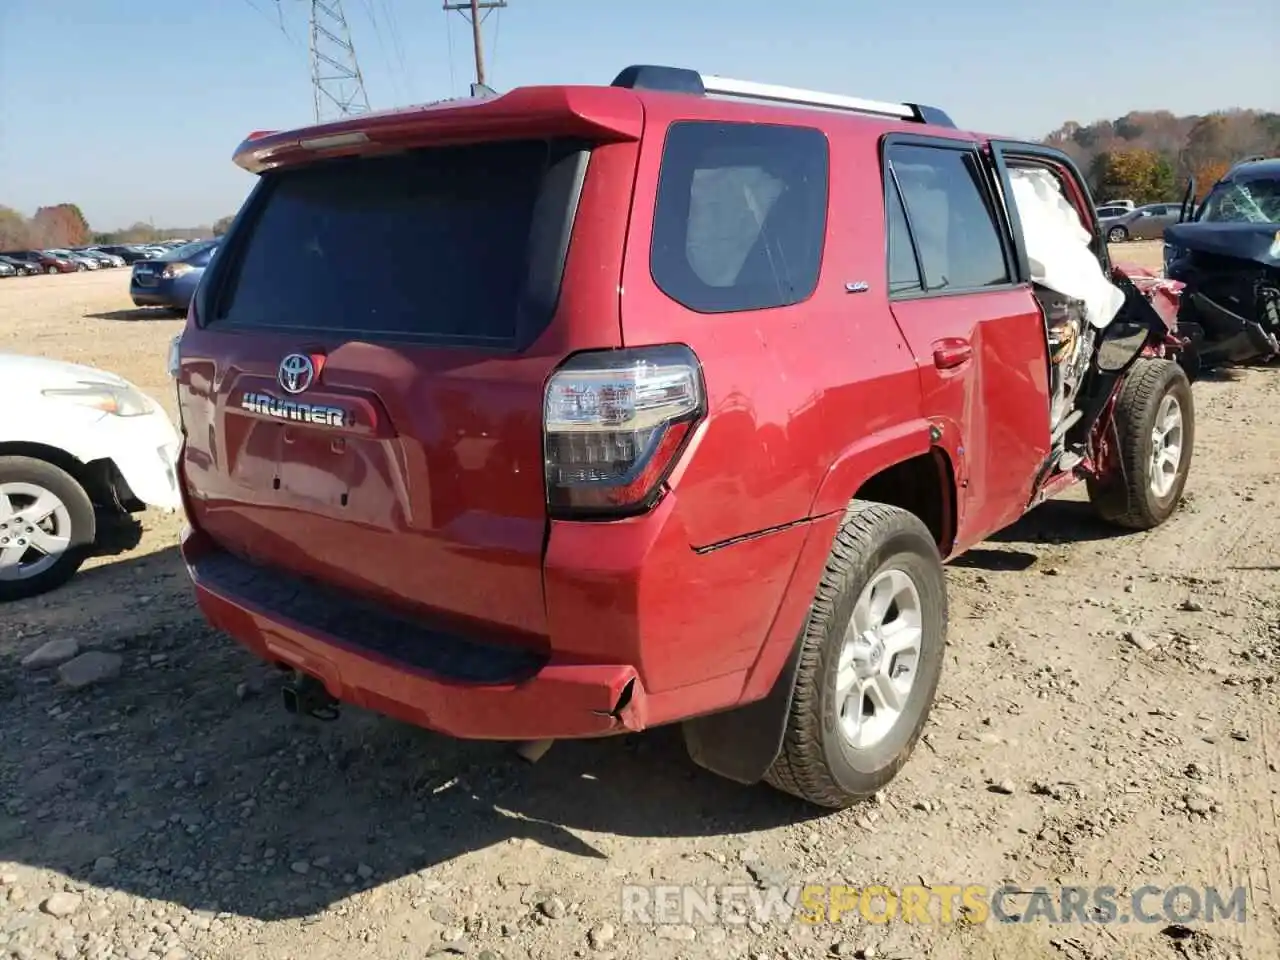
[1,246,1277,960]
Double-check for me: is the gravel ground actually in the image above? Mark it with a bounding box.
[1,245,1277,960]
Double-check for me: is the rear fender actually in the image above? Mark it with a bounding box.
[682,422,954,785]
[681,509,842,785]
[808,419,946,517]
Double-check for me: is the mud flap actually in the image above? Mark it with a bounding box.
[681,638,803,785]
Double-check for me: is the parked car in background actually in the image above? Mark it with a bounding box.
[1095,204,1132,220]
[0,353,181,601]
[91,245,155,264]
[0,256,40,276]
[0,260,15,279]
[1101,202,1182,242]
[67,248,113,269]
[1099,198,1136,211]
[44,249,99,271]
[1164,156,1280,368]
[130,239,218,312]
[0,250,78,274]
[78,247,126,268]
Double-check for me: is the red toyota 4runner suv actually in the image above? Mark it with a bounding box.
[171,65,1195,809]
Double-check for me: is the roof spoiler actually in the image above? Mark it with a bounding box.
[611,64,955,128]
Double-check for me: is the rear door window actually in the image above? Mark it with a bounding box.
[887,142,1010,293]
[886,175,923,295]
[650,121,829,313]
[210,139,573,345]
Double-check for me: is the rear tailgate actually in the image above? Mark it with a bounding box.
[177,125,640,643]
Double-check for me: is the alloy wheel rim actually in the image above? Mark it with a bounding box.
[1149,393,1184,499]
[835,568,923,750]
[0,482,73,581]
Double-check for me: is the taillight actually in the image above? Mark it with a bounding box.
[162,263,194,280]
[543,344,705,518]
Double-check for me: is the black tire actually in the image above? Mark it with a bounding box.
[1087,358,1194,530]
[1107,226,1129,242]
[45,265,58,275]
[764,501,947,809]
[0,456,96,603]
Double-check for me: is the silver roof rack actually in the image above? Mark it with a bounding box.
[610,65,955,127]
[700,73,914,120]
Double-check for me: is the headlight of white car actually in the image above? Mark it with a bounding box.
[41,381,155,417]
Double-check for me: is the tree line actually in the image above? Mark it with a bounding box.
[1043,108,1280,205]
[0,203,94,250]
[0,205,236,251]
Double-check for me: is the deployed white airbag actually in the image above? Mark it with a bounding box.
[1008,166,1124,329]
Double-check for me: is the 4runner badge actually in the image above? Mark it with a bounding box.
[240,391,354,428]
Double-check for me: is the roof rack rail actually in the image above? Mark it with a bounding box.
[611,64,955,128]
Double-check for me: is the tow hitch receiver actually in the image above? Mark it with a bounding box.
[281,672,340,721]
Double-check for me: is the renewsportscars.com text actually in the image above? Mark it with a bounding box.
[621,883,1248,927]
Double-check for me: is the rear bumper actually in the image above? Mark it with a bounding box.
[130,286,185,308]
[182,531,646,740]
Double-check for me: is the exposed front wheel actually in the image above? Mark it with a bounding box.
[1087,358,1194,530]
[0,456,97,602]
[764,502,947,809]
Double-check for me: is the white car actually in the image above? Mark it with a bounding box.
[0,353,181,601]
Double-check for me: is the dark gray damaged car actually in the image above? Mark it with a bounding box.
[1164,157,1280,370]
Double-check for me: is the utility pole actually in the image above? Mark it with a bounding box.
[309,0,371,123]
[442,0,507,90]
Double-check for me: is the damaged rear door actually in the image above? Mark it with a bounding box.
[882,135,1053,551]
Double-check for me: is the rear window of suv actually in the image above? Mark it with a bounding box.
[650,121,829,313]
[209,139,574,345]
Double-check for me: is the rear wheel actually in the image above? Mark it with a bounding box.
[764,502,947,809]
[1087,358,1194,530]
[0,456,96,602]
[45,265,58,275]
[1107,225,1129,242]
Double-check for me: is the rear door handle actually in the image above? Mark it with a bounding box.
[932,338,973,370]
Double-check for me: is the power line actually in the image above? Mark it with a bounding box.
[444,5,457,97]
[309,0,372,123]
[240,0,301,46]
[441,0,507,90]
[358,0,403,102]
[490,4,502,79]
[379,0,414,101]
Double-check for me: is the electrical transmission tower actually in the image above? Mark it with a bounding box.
[443,0,507,93]
[309,0,371,122]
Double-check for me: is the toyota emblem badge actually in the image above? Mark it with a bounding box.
[277,353,316,395]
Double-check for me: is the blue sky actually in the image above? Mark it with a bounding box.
[1,0,1276,231]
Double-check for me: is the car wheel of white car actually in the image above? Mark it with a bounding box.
[0,456,97,602]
